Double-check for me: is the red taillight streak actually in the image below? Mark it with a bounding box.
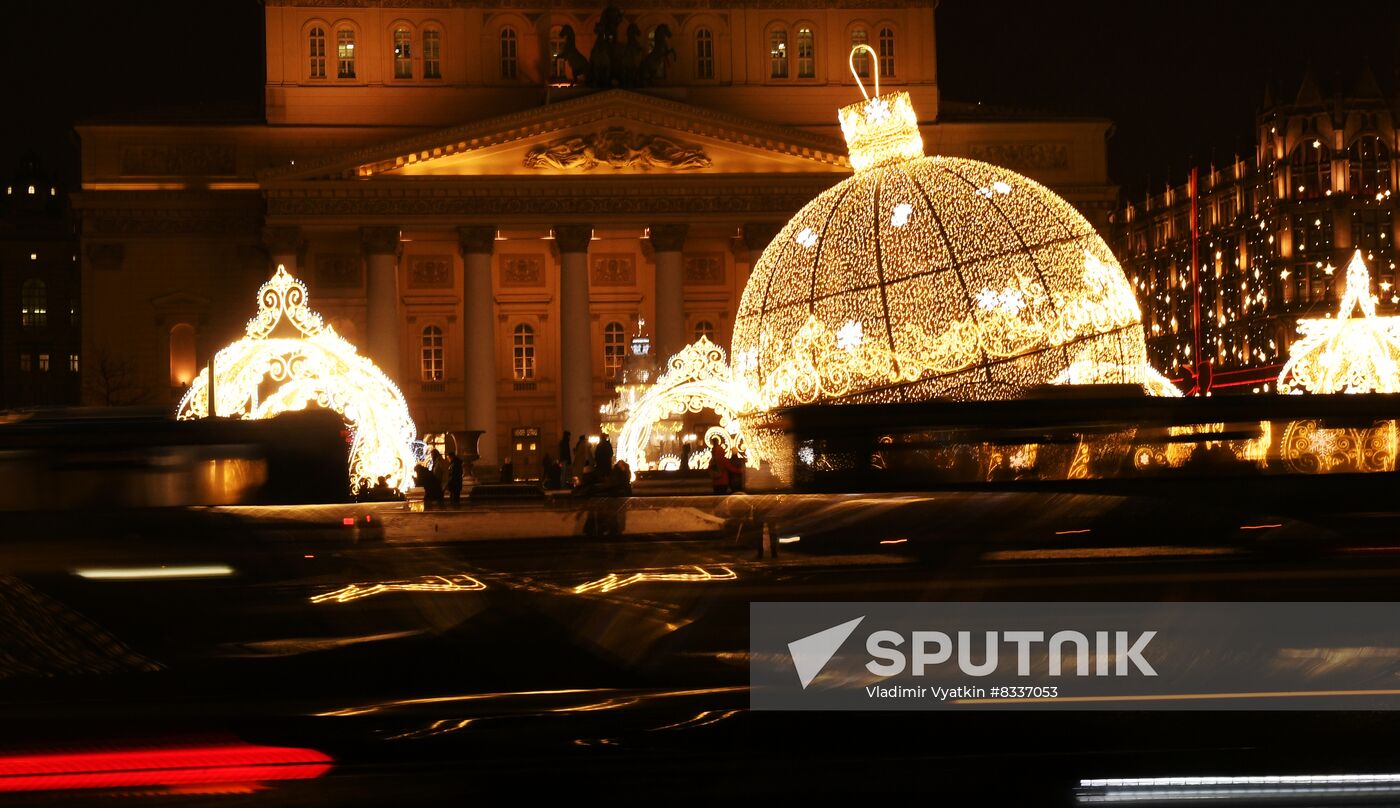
[342,517,356,526]
[0,744,332,793]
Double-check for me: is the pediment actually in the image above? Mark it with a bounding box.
[265,90,850,182]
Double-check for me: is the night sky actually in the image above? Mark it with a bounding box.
[4,1,1399,198]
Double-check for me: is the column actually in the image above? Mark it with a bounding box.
[457,225,499,470]
[362,226,402,382]
[648,223,688,361]
[554,223,595,441]
[262,226,301,274]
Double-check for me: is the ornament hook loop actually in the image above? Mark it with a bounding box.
[848,44,879,100]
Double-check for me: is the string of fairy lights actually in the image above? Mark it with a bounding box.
[1116,103,1399,393]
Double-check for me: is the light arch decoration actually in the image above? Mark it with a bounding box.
[176,265,417,492]
[615,337,760,475]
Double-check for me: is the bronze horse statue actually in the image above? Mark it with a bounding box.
[555,24,589,84]
[640,24,675,83]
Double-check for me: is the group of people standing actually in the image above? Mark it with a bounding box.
[414,448,464,510]
[548,431,631,495]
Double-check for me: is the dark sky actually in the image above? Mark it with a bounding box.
[4,1,1400,198]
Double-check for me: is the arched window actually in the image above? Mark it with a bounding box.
[603,321,626,379]
[694,320,715,341]
[549,25,567,82]
[512,323,535,380]
[850,27,870,78]
[336,28,356,79]
[20,279,45,328]
[694,28,714,80]
[308,27,326,79]
[499,27,518,79]
[422,29,442,79]
[796,27,815,78]
[769,28,788,79]
[877,27,895,77]
[1349,136,1391,196]
[393,27,413,79]
[420,325,443,381]
[1290,139,1331,198]
[169,323,196,386]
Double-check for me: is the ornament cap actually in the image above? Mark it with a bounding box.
[838,45,923,171]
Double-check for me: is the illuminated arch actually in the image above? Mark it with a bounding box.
[616,337,761,474]
[176,265,417,492]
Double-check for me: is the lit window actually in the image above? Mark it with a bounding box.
[1349,136,1391,196]
[27,185,35,195]
[308,27,326,78]
[169,323,196,386]
[694,320,716,341]
[694,28,714,80]
[797,27,815,79]
[877,27,895,77]
[549,25,567,82]
[512,323,535,380]
[19,353,30,373]
[420,325,444,381]
[851,28,869,77]
[500,27,518,79]
[393,27,412,79]
[603,321,625,379]
[20,279,45,328]
[1290,141,1330,199]
[68,353,79,372]
[769,28,788,79]
[337,29,356,79]
[37,353,49,372]
[423,29,441,79]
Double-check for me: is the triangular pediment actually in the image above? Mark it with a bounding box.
[264,90,850,182]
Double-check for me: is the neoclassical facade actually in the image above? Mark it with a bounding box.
[75,1,1116,478]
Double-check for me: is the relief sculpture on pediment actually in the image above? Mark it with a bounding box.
[524,127,711,171]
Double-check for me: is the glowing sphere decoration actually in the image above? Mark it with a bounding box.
[1278,250,1400,394]
[176,265,417,492]
[732,47,1166,409]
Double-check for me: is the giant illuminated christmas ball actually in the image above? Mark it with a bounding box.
[732,88,1160,409]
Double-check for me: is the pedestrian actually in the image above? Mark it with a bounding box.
[570,436,593,487]
[430,448,448,493]
[727,445,746,493]
[500,456,514,483]
[447,451,464,507]
[543,454,560,489]
[595,434,613,477]
[558,430,572,469]
[414,463,443,510]
[679,441,691,471]
[707,437,730,494]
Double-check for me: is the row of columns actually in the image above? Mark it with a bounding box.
[264,221,776,472]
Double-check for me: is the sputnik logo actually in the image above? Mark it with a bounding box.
[788,616,865,689]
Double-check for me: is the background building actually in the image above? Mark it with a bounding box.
[1,154,80,408]
[1113,69,1398,394]
[75,1,1116,477]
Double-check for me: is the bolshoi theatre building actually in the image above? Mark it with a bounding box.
[75,1,1117,478]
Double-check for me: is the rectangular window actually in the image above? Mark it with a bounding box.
[423,30,441,79]
[695,29,714,80]
[769,29,788,79]
[68,353,79,372]
[877,28,895,77]
[37,353,49,372]
[337,30,356,79]
[309,28,326,79]
[797,28,814,79]
[393,29,412,79]
[851,29,869,77]
[1355,208,1393,252]
[19,353,30,372]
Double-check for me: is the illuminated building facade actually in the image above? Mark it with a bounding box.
[1113,69,1399,394]
[76,1,1116,478]
[1,155,80,408]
